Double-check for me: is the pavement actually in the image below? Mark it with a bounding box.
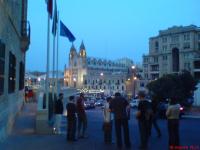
[0,103,200,150]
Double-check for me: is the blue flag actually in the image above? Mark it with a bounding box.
[60,21,76,42]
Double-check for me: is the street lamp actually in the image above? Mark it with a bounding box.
[133,76,137,98]
[131,65,135,69]
[73,77,77,88]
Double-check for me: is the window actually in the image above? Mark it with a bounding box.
[198,34,200,40]
[198,43,200,51]
[140,83,144,87]
[162,37,167,43]
[144,57,149,63]
[163,55,168,60]
[122,86,124,91]
[8,52,16,93]
[183,42,190,49]
[107,80,110,84]
[162,45,167,52]
[155,41,159,51]
[0,42,5,95]
[171,35,179,42]
[151,65,159,71]
[184,53,189,59]
[19,61,25,90]
[184,33,190,41]
[144,74,148,79]
[154,57,158,63]
[84,80,87,85]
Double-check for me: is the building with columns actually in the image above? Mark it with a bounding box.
[0,0,30,141]
[64,41,134,96]
[143,25,200,80]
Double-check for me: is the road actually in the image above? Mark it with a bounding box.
[60,107,200,150]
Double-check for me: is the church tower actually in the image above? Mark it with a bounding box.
[79,41,87,67]
[69,44,77,67]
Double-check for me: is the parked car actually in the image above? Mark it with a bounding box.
[94,99,104,107]
[130,99,139,108]
[84,100,95,109]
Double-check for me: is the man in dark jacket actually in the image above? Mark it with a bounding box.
[150,99,161,138]
[76,93,87,138]
[110,92,131,149]
[66,95,77,141]
[136,91,152,150]
[54,93,64,134]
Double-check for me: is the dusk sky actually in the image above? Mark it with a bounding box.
[27,0,200,71]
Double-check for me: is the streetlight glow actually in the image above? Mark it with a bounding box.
[73,78,76,82]
[134,77,137,80]
[100,72,104,76]
[131,65,135,69]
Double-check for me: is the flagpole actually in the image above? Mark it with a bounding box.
[56,11,59,95]
[52,0,56,101]
[46,13,50,117]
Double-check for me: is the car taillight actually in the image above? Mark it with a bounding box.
[180,107,183,111]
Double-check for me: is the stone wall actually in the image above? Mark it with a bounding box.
[0,0,25,142]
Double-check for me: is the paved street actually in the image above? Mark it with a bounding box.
[0,103,200,150]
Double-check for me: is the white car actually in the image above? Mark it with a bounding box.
[130,99,139,108]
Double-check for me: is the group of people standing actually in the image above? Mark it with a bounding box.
[54,93,88,141]
[54,91,181,150]
[102,91,181,150]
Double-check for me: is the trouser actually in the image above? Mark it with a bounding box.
[150,114,161,136]
[138,120,150,149]
[115,119,131,148]
[67,117,77,140]
[54,114,62,133]
[103,122,112,143]
[168,119,180,147]
[78,115,87,137]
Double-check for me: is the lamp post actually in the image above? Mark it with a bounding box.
[131,65,136,98]
[73,77,76,88]
[133,76,137,98]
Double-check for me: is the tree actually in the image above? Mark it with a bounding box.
[146,71,197,106]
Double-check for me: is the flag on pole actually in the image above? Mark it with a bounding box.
[46,0,53,19]
[60,21,76,42]
[52,0,57,36]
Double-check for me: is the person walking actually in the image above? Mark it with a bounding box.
[166,97,181,149]
[102,97,113,144]
[76,93,88,138]
[66,95,77,141]
[110,92,131,149]
[54,93,64,134]
[136,91,152,150]
[150,99,161,138]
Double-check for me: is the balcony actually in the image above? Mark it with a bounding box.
[21,21,30,52]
